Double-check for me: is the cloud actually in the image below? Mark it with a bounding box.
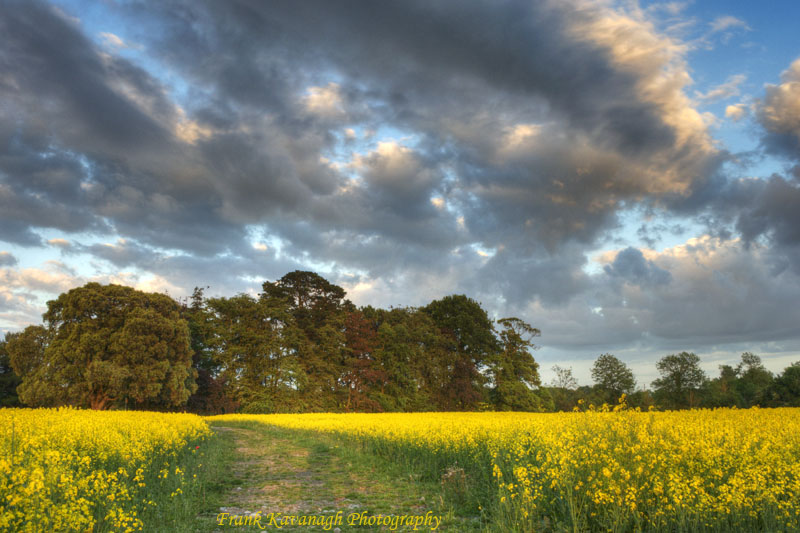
[0,252,17,267]
[533,236,800,351]
[603,247,672,286]
[0,0,798,372]
[725,103,748,121]
[695,74,746,103]
[756,58,800,158]
[708,16,750,35]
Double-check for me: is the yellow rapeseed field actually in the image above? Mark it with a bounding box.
[0,408,211,532]
[211,407,800,532]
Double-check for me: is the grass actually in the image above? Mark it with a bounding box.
[187,420,483,532]
[134,425,238,533]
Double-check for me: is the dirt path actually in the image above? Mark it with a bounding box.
[202,423,482,532]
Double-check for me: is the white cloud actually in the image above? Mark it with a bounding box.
[694,74,746,103]
[303,82,345,118]
[708,16,750,35]
[98,31,142,51]
[725,103,748,121]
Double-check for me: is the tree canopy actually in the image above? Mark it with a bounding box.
[652,352,707,409]
[591,353,636,405]
[7,283,195,410]
[2,272,799,413]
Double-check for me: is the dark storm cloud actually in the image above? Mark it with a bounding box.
[603,247,671,286]
[755,58,800,161]
[0,1,171,152]
[2,0,716,264]
[5,0,800,357]
[0,0,260,256]
[124,0,714,260]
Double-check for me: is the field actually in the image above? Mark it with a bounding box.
[210,409,800,532]
[2,407,800,532]
[0,408,213,532]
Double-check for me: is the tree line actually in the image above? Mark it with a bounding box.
[0,270,798,413]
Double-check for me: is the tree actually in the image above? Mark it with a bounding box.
[652,352,707,409]
[768,362,800,407]
[261,270,350,336]
[0,334,22,407]
[423,295,498,410]
[549,365,579,412]
[591,354,636,405]
[7,283,196,410]
[354,306,443,412]
[341,309,384,412]
[489,317,549,411]
[207,293,303,413]
[703,364,741,407]
[734,352,773,407]
[183,287,238,414]
[551,365,578,390]
[261,271,351,410]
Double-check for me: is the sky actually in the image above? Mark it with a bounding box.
[2,0,800,387]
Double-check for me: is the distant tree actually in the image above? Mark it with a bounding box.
[547,365,579,412]
[591,354,636,405]
[768,362,800,407]
[703,364,741,407]
[7,283,196,410]
[734,352,773,407]
[652,352,707,409]
[489,317,549,411]
[423,295,498,410]
[627,389,655,410]
[0,334,22,407]
[551,365,578,390]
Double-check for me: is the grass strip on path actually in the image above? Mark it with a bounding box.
[197,421,483,532]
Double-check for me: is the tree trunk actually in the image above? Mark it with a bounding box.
[90,392,112,410]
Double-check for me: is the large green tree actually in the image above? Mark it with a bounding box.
[423,295,499,410]
[652,352,707,409]
[7,283,196,410]
[591,353,636,405]
[704,364,741,407]
[489,317,549,411]
[261,271,351,410]
[183,287,237,414]
[206,293,303,413]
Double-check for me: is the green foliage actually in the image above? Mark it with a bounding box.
[206,293,303,413]
[591,353,636,405]
[0,335,21,407]
[767,362,800,407]
[704,364,742,407]
[652,352,707,409]
[7,283,195,410]
[490,317,548,411]
[261,271,350,411]
[735,352,773,406]
[423,295,498,410]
